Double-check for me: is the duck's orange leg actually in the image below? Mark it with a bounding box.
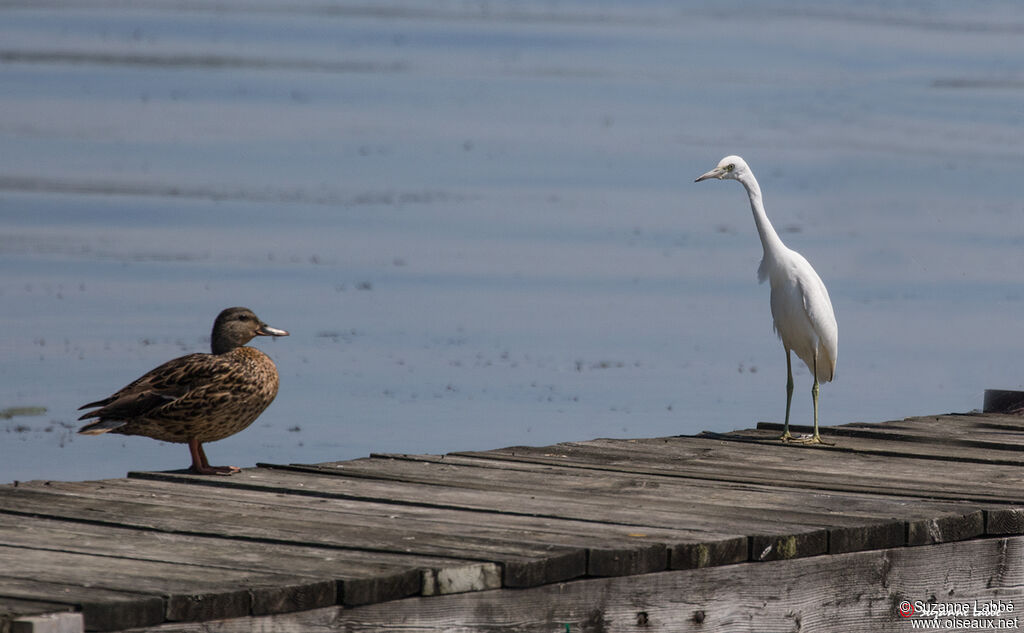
[187,438,240,475]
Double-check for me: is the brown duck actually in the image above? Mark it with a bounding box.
[78,307,289,475]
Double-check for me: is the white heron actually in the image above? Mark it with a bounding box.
[695,155,837,443]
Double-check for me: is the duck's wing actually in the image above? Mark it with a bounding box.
[78,353,229,424]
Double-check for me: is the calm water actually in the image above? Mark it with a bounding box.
[2,1,1023,483]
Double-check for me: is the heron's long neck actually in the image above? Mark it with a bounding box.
[739,172,785,259]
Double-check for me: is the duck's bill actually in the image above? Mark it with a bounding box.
[256,324,290,337]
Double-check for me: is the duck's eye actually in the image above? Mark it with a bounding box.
[725,164,735,172]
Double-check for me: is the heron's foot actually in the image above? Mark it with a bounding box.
[189,464,241,476]
[779,430,795,442]
[788,434,834,446]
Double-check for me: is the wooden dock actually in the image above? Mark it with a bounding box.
[3,408,1024,632]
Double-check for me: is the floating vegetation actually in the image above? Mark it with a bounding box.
[0,406,47,420]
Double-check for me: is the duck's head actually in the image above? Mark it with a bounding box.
[211,307,289,354]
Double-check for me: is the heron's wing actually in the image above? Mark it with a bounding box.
[78,353,231,421]
[797,266,838,382]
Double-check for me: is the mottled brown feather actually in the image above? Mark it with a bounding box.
[79,348,279,443]
[78,308,286,451]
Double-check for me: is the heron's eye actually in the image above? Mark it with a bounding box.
[725,164,735,172]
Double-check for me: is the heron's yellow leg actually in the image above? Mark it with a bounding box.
[790,351,833,445]
[812,373,820,441]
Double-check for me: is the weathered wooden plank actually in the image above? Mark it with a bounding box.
[118,471,763,568]
[138,465,843,560]
[865,412,1024,439]
[127,465,845,562]
[2,410,1020,632]
[419,564,500,598]
[704,426,1024,467]
[0,545,334,623]
[127,467,750,541]
[906,511,986,546]
[802,413,1024,440]
[13,479,607,579]
[1,600,75,633]
[275,459,878,553]
[0,514,480,605]
[850,417,1024,453]
[746,414,1024,459]
[0,578,163,632]
[285,457,908,557]
[669,535,748,570]
[375,449,983,521]
[986,507,1024,536]
[108,535,1024,633]
[28,473,749,577]
[8,477,731,579]
[331,454,990,554]
[183,454,991,560]
[457,435,1024,504]
[0,600,73,621]
[984,389,1024,414]
[329,452,988,526]
[7,611,83,633]
[0,486,585,589]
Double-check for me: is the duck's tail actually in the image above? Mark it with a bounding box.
[78,419,126,435]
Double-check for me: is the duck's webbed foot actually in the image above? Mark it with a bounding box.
[188,438,240,475]
[190,464,241,476]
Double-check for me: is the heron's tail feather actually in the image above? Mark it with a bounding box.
[817,344,836,383]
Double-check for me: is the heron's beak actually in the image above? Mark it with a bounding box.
[695,167,724,183]
[256,323,289,337]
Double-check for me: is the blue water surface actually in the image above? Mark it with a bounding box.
[1,0,1023,482]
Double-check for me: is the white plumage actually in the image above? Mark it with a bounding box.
[696,155,837,443]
